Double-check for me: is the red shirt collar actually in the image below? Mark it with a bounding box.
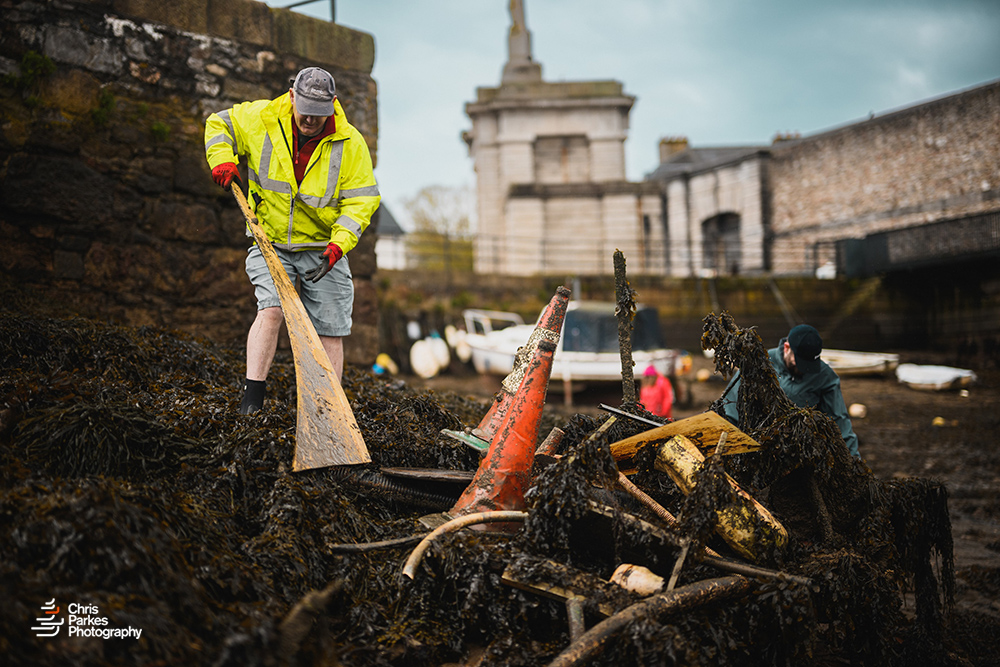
[291,114,337,145]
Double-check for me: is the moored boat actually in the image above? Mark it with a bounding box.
[820,349,900,377]
[895,363,977,391]
[463,302,687,394]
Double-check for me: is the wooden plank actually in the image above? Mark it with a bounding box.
[501,561,617,618]
[653,434,787,562]
[609,411,761,465]
[232,187,370,470]
[380,467,475,484]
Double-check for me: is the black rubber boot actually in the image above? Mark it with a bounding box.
[239,379,266,414]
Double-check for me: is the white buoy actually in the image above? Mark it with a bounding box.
[454,330,472,363]
[409,340,439,379]
[444,324,459,348]
[427,334,450,370]
[406,321,422,340]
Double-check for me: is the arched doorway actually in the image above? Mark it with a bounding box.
[702,213,741,275]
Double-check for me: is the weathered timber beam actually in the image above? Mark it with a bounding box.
[546,576,752,667]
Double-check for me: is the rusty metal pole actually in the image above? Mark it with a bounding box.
[614,250,637,405]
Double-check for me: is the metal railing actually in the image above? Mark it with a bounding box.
[837,211,1000,277]
[280,0,335,22]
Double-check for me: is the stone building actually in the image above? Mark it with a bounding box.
[0,0,383,365]
[463,1,662,277]
[645,139,770,278]
[649,80,1000,278]
[466,4,999,280]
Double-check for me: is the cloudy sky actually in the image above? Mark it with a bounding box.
[265,0,1000,230]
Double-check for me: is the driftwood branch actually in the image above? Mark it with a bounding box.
[565,597,586,642]
[809,471,835,544]
[546,576,752,667]
[613,250,637,404]
[599,503,811,586]
[327,534,427,553]
[666,539,691,592]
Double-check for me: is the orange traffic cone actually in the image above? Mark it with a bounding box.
[472,285,571,442]
[451,339,558,524]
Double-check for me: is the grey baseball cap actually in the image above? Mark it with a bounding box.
[291,67,336,117]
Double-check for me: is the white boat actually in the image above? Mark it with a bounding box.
[895,363,977,391]
[463,302,686,392]
[821,349,900,377]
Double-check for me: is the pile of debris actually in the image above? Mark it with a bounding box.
[0,290,961,665]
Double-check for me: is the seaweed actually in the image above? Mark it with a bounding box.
[0,311,970,666]
[700,312,957,662]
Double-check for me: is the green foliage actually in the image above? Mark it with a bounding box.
[151,120,171,142]
[3,51,56,110]
[91,87,115,126]
[403,185,475,272]
[21,51,56,85]
[3,50,56,91]
[405,231,473,273]
[450,290,474,309]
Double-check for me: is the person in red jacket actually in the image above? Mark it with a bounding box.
[639,365,675,419]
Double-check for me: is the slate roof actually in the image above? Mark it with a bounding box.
[375,204,404,237]
[645,145,767,182]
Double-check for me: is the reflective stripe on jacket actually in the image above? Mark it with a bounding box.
[204,93,379,253]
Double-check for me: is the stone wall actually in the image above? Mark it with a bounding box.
[665,157,768,277]
[378,267,1000,369]
[768,81,1000,274]
[0,0,382,365]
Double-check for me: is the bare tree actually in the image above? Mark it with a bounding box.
[404,185,475,274]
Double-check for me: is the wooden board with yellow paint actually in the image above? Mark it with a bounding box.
[653,434,787,561]
[610,411,761,470]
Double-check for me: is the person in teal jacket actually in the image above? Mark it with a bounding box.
[721,324,860,458]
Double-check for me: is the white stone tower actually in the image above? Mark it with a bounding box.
[464,2,663,276]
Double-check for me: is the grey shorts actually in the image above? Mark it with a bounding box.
[245,244,353,337]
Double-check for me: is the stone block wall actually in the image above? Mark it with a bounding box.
[0,0,381,366]
[768,81,1000,274]
[665,156,768,277]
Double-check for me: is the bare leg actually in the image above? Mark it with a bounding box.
[320,335,344,382]
[247,307,283,381]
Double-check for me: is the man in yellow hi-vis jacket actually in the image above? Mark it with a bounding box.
[205,67,380,414]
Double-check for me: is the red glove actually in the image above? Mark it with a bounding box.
[211,162,242,190]
[305,242,343,283]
